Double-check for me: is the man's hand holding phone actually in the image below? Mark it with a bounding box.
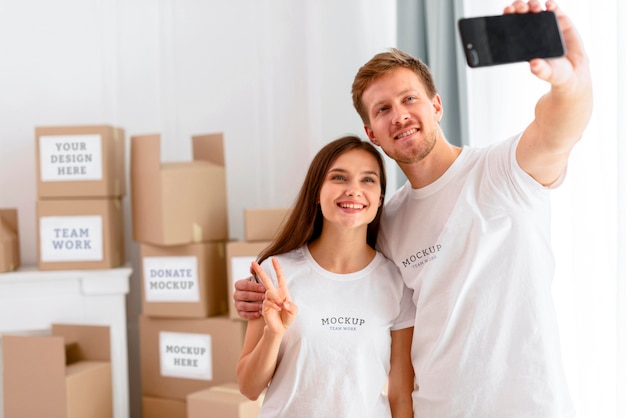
[458,1,565,68]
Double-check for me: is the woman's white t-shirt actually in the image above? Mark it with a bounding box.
[257,245,415,418]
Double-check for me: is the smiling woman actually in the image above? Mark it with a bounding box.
[236,136,415,418]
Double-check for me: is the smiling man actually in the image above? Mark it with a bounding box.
[349,0,592,416]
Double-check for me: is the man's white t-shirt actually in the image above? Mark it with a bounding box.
[377,135,575,417]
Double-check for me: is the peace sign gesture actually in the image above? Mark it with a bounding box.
[251,258,298,335]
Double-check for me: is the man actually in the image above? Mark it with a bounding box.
[234,0,592,416]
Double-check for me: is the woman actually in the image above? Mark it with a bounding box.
[237,136,415,417]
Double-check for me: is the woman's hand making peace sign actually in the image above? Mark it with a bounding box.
[251,258,298,335]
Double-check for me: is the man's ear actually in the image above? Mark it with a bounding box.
[364,125,379,146]
[433,93,443,122]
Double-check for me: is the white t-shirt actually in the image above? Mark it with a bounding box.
[377,135,575,417]
[257,245,415,418]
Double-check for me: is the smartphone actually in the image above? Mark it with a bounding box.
[458,11,565,68]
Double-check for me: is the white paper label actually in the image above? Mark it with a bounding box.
[39,134,103,182]
[39,216,103,262]
[230,256,257,289]
[143,256,200,302]
[159,331,212,380]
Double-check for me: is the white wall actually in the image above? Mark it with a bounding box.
[0,1,397,417]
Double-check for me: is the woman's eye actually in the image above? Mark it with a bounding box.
[331,175,346,181]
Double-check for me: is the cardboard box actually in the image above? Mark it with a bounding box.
[0,208,20,272]
[187,383,264,418]
[2,324,112,418]
[226,241,270,320]
[243,208,291,242]
[142,396,186,418]
[131,133,227,246]
[37,198,125,270]
[141,241,228,318]
[139,315,246,400]
[35,125,126,198]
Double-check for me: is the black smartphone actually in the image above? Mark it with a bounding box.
[458,11,565,68]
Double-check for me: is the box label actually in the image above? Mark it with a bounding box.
[39,216,104,261]
[230,256,257,290]
[39,134,103,182]
[143,256,200,302]
[159,331,213,380]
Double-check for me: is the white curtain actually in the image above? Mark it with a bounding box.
[550,1,625,416]
[460,0,625,416]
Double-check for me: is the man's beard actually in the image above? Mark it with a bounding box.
[383,129,437,165]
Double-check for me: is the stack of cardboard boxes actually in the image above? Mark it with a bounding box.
[182,207,291,417]
[2,324,113,418]
[1,125,122,417]
[132,132,271,418]
[4,125,294,417]
[178,207,291,418]
[34,125,126,270]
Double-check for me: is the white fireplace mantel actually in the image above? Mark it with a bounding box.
[0,265,132,418]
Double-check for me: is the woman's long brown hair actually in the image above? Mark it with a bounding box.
[257,135,386,265]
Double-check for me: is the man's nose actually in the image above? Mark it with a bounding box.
[392,106,410,124]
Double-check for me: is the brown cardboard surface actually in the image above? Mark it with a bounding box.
[187,383,263,418]
[243,207,291,242]
[66,361,112,418]
[139,315,246,400]
[2,335,67,417]
[2,324,112,418]
[52,323,111,361]
[140,241,228,318]
[142,396,186,418]
[225,241,270,320]
[36,198,125,270]
[35,125,126,198]
[131,133,227,246]
[0,208,20,272]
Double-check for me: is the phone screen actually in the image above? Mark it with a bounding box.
[458,11,565,68]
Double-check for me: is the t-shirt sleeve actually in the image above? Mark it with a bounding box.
[485,133,554,209]
[391,282,416,331]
